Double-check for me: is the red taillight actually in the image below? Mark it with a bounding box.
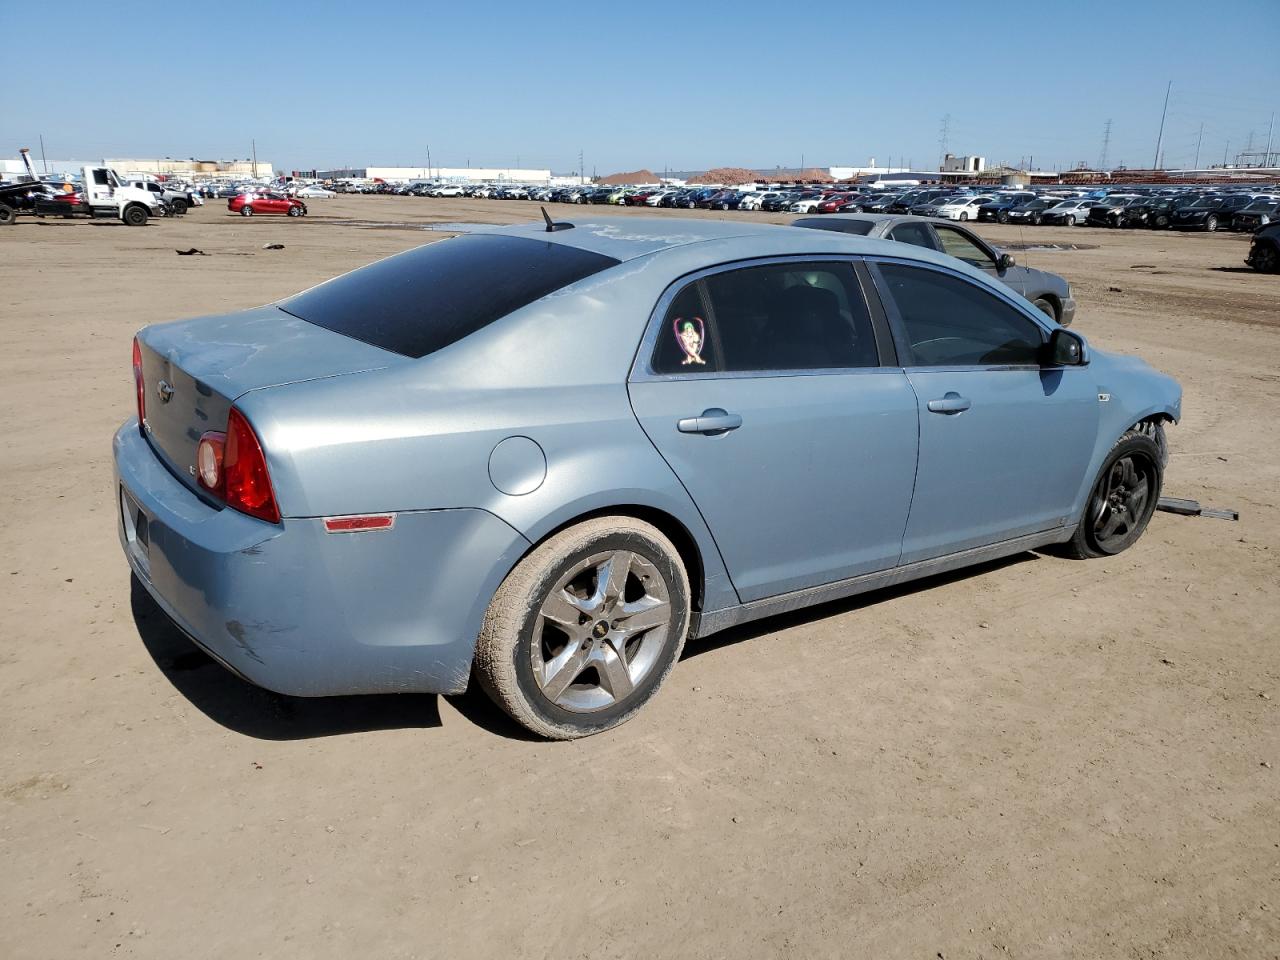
[132,336,146,427]
[222,408,280,524]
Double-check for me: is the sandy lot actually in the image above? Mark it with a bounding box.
[1,196,1277,959]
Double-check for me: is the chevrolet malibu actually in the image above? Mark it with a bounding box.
[116,218,1181,739]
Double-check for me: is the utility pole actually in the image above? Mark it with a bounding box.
[252,138,258,178]
[426,144,432,179]
[1152,81,1171,170]
[578,149,583,184]
[1194,122,1204,169]
[1265,113,1276,167]
[1098,119,1112,170]
[1224,140,1231,167]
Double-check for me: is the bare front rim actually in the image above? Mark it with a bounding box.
[532,550,671,712]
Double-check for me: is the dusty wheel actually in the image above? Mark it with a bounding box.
[169,198,188,216]
[474,517,691,740]
[1057,431,1162,560]
[0,203,15,226]
[1032,297,1058,322]
[997,210,1010,224]
[1152,214,1169,228]
[1250,243,1278,273]
[1065,214,1076,226]
[959,212,969,221]
[287,205,302,217]
[122,204,148,227]
[1205,215,1218,232]
[240,205,253,217]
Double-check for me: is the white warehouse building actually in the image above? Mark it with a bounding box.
[362,166,552,184]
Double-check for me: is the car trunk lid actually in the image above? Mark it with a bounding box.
[136,304,402,493]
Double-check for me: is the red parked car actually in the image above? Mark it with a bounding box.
[815,193,856,214]
[228,192,307,217]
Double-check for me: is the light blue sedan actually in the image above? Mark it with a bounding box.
[115,217,1181,738]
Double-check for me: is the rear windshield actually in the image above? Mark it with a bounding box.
[280,234,620,358]
[793,217,875,236]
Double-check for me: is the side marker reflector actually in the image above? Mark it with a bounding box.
[324,514,396,533]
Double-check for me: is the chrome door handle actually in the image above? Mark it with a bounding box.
[926,393,972,414]
[677,408,743,435]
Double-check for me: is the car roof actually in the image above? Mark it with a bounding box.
[469,216,999,287]
[473,217,818,262]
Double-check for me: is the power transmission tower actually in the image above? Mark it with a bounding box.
[1098,119,1112,170]
[938,114,951,168]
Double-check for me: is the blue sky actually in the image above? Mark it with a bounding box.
[12,0,1279,174]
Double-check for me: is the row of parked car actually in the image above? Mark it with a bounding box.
[395,179,1280,233]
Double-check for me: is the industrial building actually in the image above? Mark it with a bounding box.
[941,154,987,173]
[1,155,273,180]
[305,166,553,184]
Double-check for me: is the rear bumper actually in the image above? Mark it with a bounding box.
[114,419,530,696]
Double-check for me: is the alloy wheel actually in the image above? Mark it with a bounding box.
[532,550,672,712]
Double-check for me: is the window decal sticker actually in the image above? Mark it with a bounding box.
[674,317,707,366]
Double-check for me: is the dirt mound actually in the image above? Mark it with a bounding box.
[598,169,659,185]
[689,167,757,185]
[760,167,835,183]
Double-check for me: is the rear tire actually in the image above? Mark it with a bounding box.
[474,517,691,740]
[1250,243,1279,273]
[1056,430,1162,560]
[0,203,15,226]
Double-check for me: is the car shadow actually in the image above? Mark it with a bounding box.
[131,551,1044,741]
[1208,266,1260,274]
[131,576,442,740]
[681,551,1038,661]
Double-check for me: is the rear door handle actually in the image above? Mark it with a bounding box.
[677,408,743,435]
[926,392,972,414]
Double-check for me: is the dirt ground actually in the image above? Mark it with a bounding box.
[2,196,1277,960]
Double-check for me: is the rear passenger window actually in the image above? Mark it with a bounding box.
[651,262,879,374]
[876,262,1044,367]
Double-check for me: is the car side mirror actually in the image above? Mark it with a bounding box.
[1045,328,1088,366]
[997,252,1016,272]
